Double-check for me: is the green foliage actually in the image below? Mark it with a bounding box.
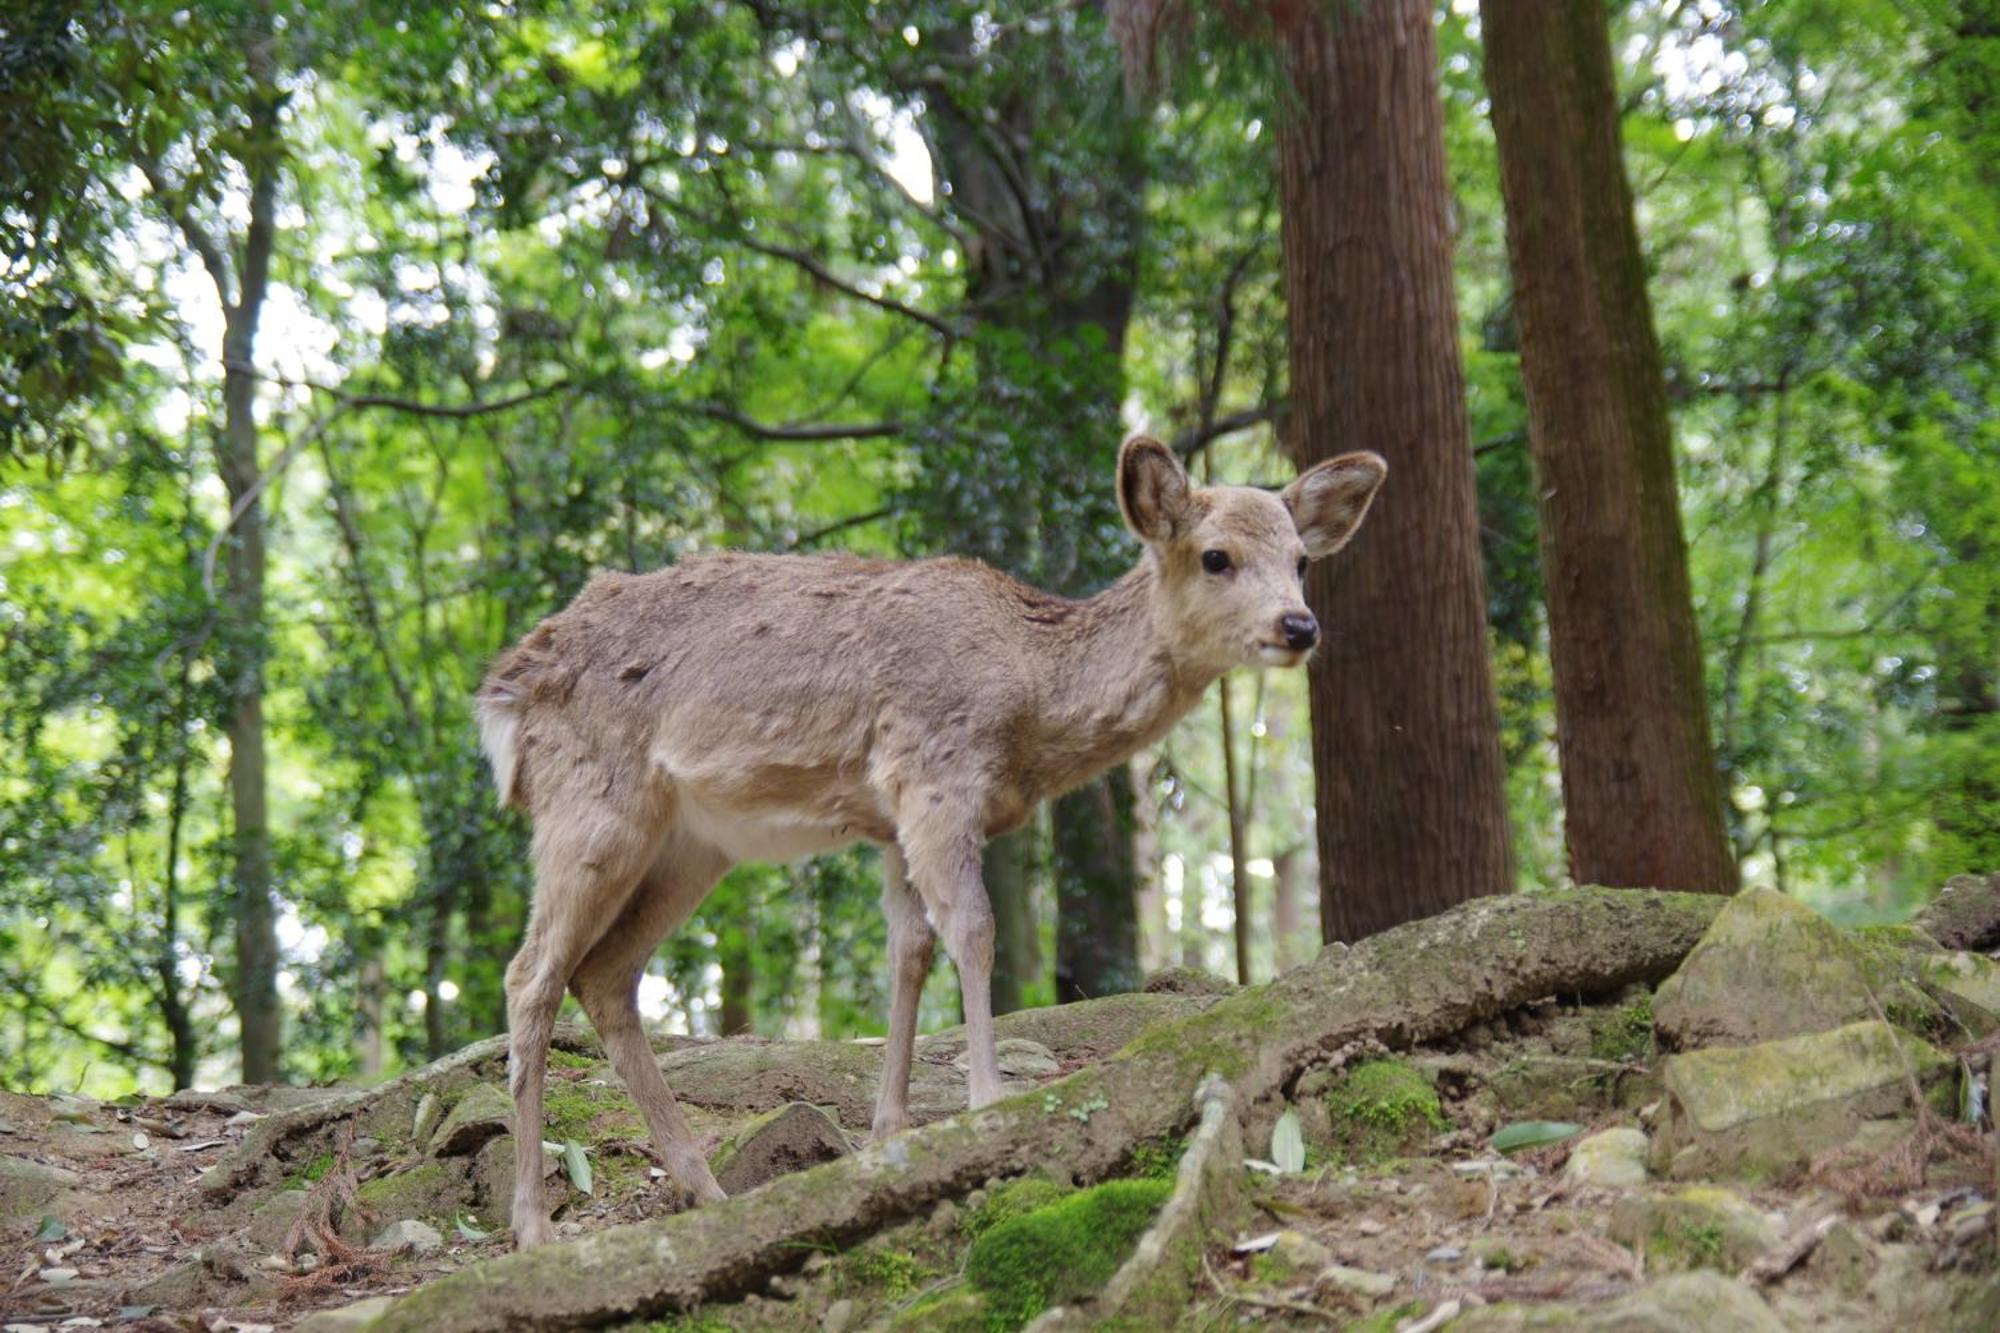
[1590,993,1657,1064]
[963,1178,1171,1331]
[1126,1136,1188,1183]
[1324,1061,1447,1164]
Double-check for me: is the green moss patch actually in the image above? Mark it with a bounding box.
[967,1175,1074,1237]
[1589,992,1655,1063]
[964,1177,1171,1330]
[1325,1060,1446,1163]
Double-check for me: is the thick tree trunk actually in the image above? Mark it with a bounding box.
[1481,0,1739,894]
[1275,0,1514,943]
[717,925,755,1037]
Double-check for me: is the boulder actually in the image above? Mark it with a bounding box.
[1447,1273,1784,1332]
[1652,1020,1955,1180]
[1565,1127,1650,1189]
[0,1154,83,1226]
[1653,889,1874,1050]
[1912,872,2000,951]
[430,1083,514,1156]
[1609,1187,1778,1272]
[707,1101,851,1195]
[242,1189,309,1251]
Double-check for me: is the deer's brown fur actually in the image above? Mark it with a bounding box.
[477,436,1385,1247]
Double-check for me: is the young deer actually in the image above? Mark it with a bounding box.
[476,435,1385,1247]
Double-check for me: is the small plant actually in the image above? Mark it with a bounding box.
[1589,992,1655,1063]
[967,1175,1073,1236]
[1676,1220,1727,1270]
[1127,1135,1186,1182]
[839,1244,927,1301]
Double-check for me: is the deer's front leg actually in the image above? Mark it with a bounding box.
[872,843,935,1140]
[899,805,1004,1111]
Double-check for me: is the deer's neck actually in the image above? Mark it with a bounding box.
[1034,561,1214,789]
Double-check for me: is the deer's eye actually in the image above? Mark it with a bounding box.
[1296,556,1310,580]
[1201,549,1232,575]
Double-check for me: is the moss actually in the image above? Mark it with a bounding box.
[1589,992,1655,1063]
[355,1163,454,1221]
[1324,1060,1446,1164]
[540,1080,642,1143]
[836,1243,929,1302]
[1341,1301,1425,1332]
[634,1315,731,1333]
[964,1177,1170,1331]
[288,1150,336,1186]
[548,1048,599,1072]
[967,1175,1074,1237]
[1125,1135,1186,1183]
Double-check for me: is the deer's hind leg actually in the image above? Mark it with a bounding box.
[505,803,662,1249]
[568,832,732,1210]
[871,843,935,1140]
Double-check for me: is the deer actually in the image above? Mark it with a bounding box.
[475,434,1386,1247]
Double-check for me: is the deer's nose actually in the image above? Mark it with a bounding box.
[1279,612,1319,651]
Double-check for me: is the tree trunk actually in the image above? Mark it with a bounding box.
[1053,765,1144,1001]
[1275,0,1514,944]
[218,63,281,1079]
[1218,676,1252,984]
[718,923,755,1037]
[1479,0,1739,894]
[985,828,1039,1016]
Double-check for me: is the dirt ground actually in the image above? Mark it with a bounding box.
[3,994,1995,1331]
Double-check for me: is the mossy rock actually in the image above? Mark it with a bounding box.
[1608,1187,1777,1273]
[1652,1019,1956,1180]
[349,1163,468,1231]
[1323,1060,1446,1163]
[967,1174,1074,1237]
[1653,889,1877,1051]
[430,1083,513,1156]
[963,1177,1171,1330]
[706,1102,850,1195]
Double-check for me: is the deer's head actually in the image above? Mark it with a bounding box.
[1117,435,1387,674]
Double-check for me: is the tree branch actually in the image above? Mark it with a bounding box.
[691,404,905,442]
[1170,404,1281,460]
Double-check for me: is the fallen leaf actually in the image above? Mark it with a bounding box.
[1490,1121,1580,1155]
[1271,1108,1307,1175]
[562,1140,593,1195]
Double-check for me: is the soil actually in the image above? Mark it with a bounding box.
[4,990,1992,1332]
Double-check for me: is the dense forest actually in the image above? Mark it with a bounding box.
[3,0,1996,1107]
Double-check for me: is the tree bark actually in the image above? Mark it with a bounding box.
[1218,675,1253,984]
[1480,0,1739,894]
[1275,0,1514,943]
[218,36,283,1083]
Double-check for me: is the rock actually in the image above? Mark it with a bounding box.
[1609,1187,1779,1273]
[1806,1220,1880,1298]
[429,1083,514,1156]
[0,1154,82,1226]
[1317,1263,1396,1297]
[1262,1228,1335,1276]
[242,1189,309,1251]
[294,1295,400,1333]
[927,1198,959,1237]
[1912,872,2000,951]
[1140,965,1236,996]
[411,1092,442,1147]
[470,1134,561,1228]
[1653,889,1874,1050]
[952,1038,1060,1080]
[707,1102,851,1195]
[1584,1272,1784,1331]
[370,1218,444,1253]
[820,1297,856,1333]
[1565,1127,1650,1189]
[1651,1020,1954,1180]
[1425,1245,1464,1263]
[1913,949,2000,1028]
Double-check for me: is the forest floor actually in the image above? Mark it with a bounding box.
[4,886,1999,1332]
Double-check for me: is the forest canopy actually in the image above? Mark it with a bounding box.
[2,0,1995,1099]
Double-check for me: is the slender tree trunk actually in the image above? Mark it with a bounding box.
[1481,0,1738,893]
[158,650,199,1091]
[357,955,386,1079]
[1275,0,1514,943]
[985,829,1039,1015]
[217,46,282,1079]
[1271,846,1304,973]
[718,927,755,1036]
[1129,754,1168,973]
[1053,765,1143,1001]
[1217,676,1252,984]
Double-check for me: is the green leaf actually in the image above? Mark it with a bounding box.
[1490,1121,1581,1155]
[562,1140,593,1195]
[35,1214,67,1242]
[454,1214,491,1242]
[1270,1108,1306,1175]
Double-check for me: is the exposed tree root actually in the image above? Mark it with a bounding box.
[366,887,1723,1332]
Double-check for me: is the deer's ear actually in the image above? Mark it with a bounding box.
[1117,435,1192,544]
[1283,452,1387,558]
